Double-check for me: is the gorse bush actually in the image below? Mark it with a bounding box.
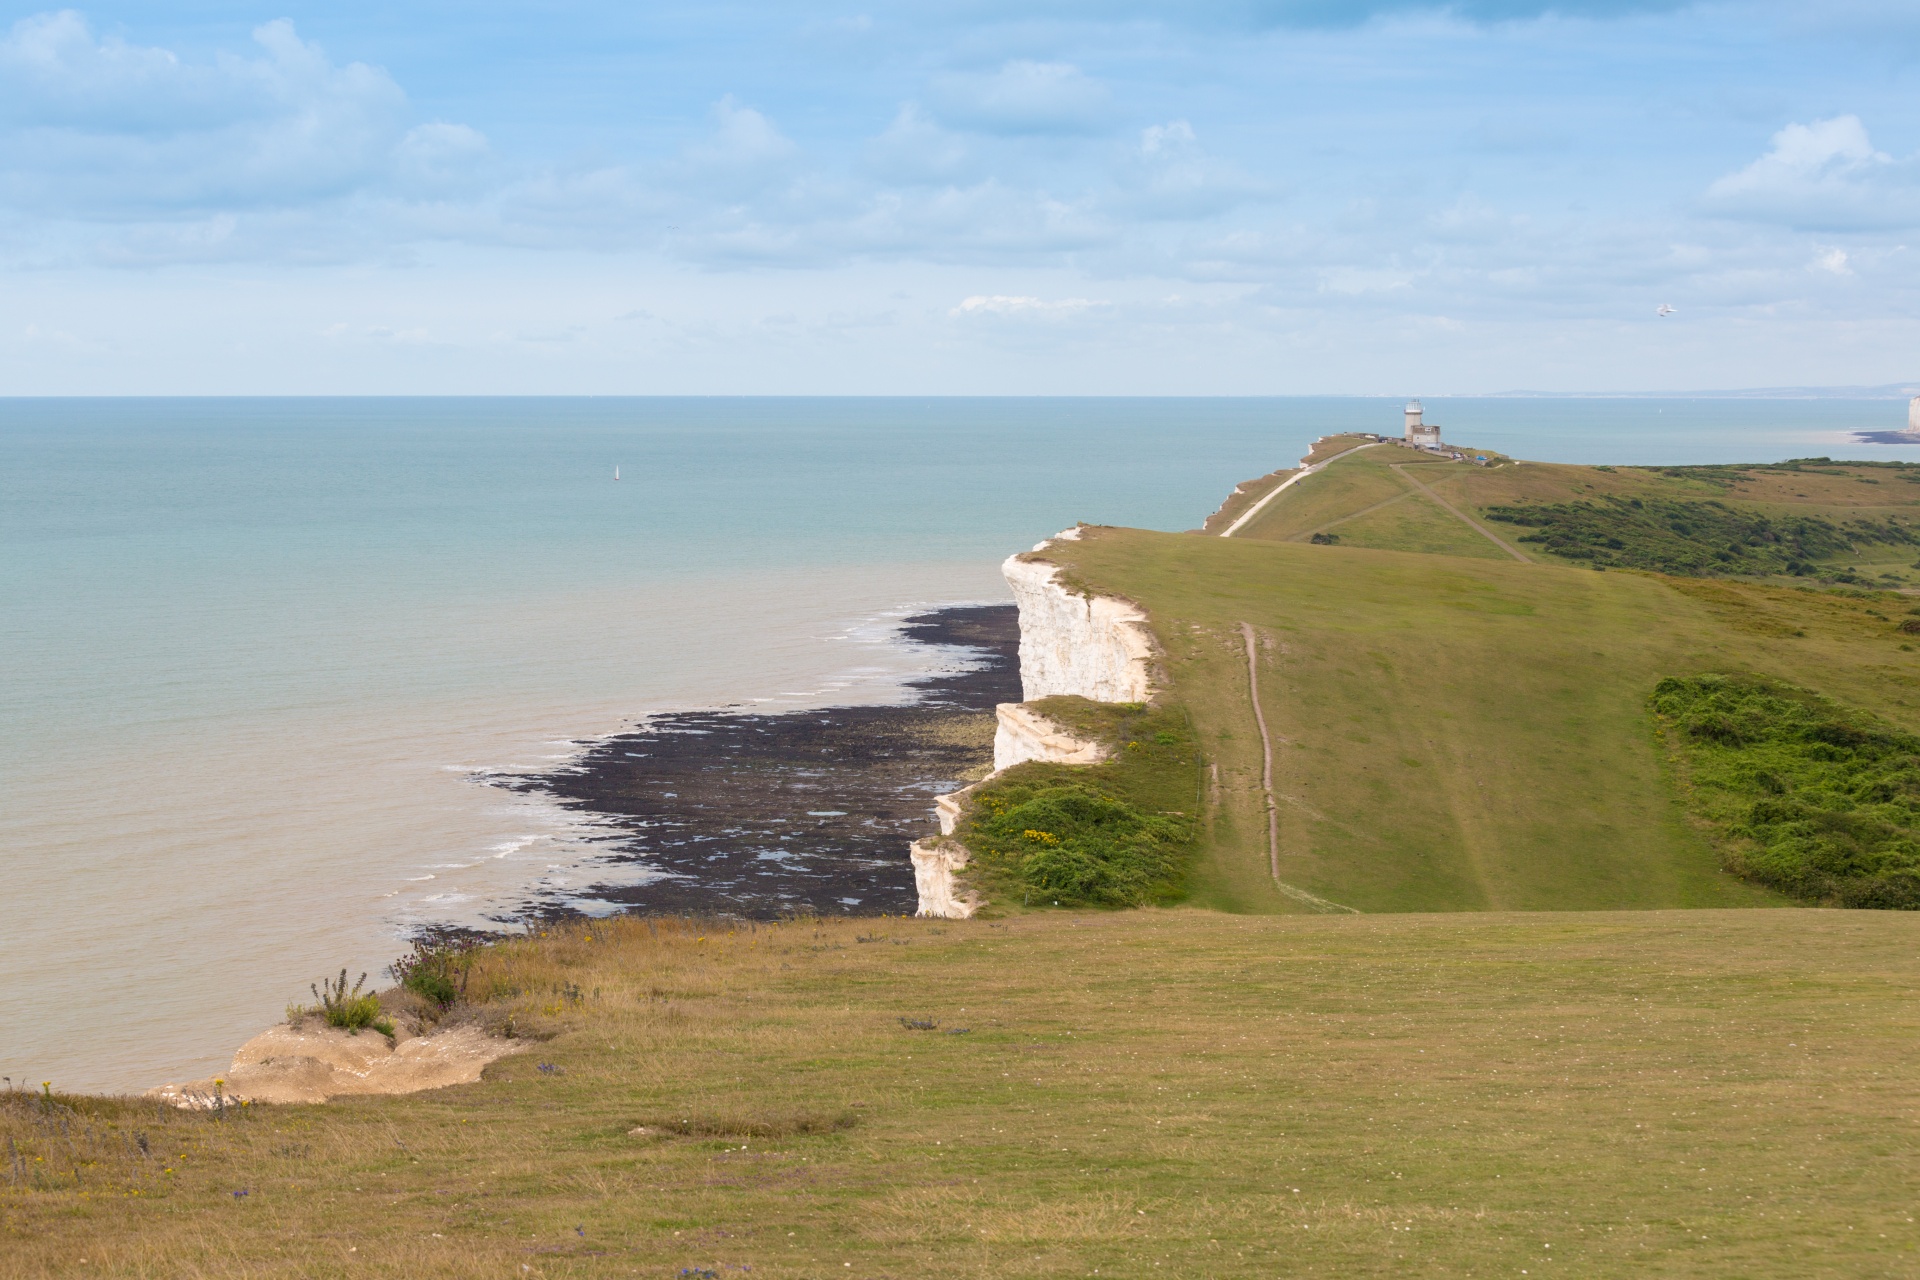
[1483,496,1916,577]
[1651,674,1920,908]
[967,783,1186,906]
[958,697,1201,908]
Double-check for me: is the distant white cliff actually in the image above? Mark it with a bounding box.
[915,530,1159,919]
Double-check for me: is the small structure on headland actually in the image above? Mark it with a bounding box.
[1404,399,1443,451]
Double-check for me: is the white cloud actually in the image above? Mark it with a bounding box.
[1704,115,1920,231]
[950,293,1105,316]
[1317,266,1417,295]
[0,11,472,216]
[1115,119,1267,218]
[928,61,1111,136]
[393,122,493,198]
[1811,245,1852,275]
[671,96,801,203]
[866,104,973,184]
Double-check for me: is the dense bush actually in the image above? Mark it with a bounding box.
[966,782,1187,906]
[958,699,1200,908]
[1651,674,1920,908]
[1483,496,1915,577]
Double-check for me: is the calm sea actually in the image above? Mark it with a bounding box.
[4,396,1913,1092]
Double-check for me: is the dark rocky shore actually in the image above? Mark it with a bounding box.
[502,604,1020,919]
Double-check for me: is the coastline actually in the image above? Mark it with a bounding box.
[493,604,1020,920]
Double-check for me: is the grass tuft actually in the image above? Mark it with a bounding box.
[629,1108,861,1139]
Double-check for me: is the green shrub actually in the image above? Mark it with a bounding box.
[967,782,1185,906]
[1650,674,1920,907]
[309,969,394,1036]
[958,698,1201,908]
[1483,497,1916,577]
[389,938,477,1008]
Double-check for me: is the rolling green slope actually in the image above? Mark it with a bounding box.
[1228,435,1920,584]
[1042,521,1920,916]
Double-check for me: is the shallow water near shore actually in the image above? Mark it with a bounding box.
[5,394,1917,1094]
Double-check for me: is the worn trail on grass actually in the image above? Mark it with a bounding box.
[1391,463,1531,562]
[1240,621,1358,915]
[1221,441,1381,537]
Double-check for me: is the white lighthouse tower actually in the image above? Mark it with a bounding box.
[1907,395,1920,434]
[1404,399,1443,451]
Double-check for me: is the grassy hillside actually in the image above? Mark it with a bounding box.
[1043,518,1920,915]
[1230,437,1920,586]
[10,909,1920,1278]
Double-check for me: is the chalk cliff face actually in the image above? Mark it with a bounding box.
[993,702,1108,774]
[1003,538,1155,704]
[916,532,1159,919]
[910,839,980,919]
[928,702,1111,842]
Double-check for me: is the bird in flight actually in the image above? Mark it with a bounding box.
[1656,303,1676,317]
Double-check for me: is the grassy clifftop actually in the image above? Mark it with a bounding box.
[1038,439,1920,916]
[1228,436,1920,586]
[13,910,1920,1277]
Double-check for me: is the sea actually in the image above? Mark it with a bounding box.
[5,395,1916,1094]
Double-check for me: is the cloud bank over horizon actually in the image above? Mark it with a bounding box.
[0,1,1915,394]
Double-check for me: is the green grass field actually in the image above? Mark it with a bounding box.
[1064,438,1920,915]
[9,909,1920,1278]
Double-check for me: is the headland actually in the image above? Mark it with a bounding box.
[13,431,1920,1278]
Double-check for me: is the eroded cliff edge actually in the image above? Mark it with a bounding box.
[912,529,1160,917]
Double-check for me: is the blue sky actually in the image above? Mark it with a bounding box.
[1,1,1917,393]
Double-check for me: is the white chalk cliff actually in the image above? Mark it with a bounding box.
[909,839,980,919]
[1002,534,1156,704]
[993,701,1108,774]
[915,529,1159,918]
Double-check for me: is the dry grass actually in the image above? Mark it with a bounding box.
[6,908,1920,1277]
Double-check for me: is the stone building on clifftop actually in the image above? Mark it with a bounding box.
[1404,399,1443,451]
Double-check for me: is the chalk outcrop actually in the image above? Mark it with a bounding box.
[1003,538,1155,704]
[993,701,1108,773]
[916,530,1159,919]
[910,839,982,919]
[148,1021,520,1108]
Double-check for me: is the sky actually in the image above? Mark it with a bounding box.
[0,1,1917,394]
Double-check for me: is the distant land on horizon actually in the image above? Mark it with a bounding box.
[1472,383,1920,401]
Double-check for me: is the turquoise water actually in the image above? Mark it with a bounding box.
[3,395,1913,1092]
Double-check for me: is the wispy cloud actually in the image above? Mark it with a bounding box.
[0,13,460,215]
[950,293,1106,316]
[927,61,1112,136]
[1704,115,1920,231]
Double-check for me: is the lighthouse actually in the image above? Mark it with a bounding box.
[1404,399,1443,451]
[1908,395,1920,434]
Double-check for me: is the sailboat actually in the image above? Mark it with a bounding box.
[614,465,621,481]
